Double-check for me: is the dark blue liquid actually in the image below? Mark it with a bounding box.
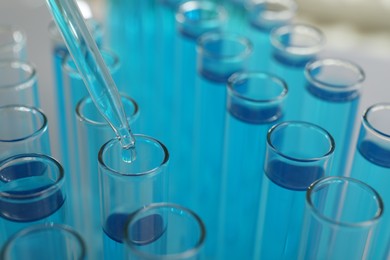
[265,160,325,191]
[358,141,390,168]
[0,163,65,222]
[103,212,165,245]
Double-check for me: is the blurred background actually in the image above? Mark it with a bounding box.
[1,0,390,157]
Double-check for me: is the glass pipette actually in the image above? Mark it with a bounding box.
[45,0,136,154]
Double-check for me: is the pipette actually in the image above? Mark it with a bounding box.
[45,0,136,156]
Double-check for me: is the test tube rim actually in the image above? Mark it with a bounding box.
[0,223,86,260]
[306,176,384,228]
[0,105,48,143]
[196,31,253,61]
[0,153,65,200]
[98,135,169,177]
[304,57,365,93]
[0,60,37,91]
[0,25,27,54]
[267,120,335,162]
[362,102,390,140]
[123,202,206,260]
[227,70,288,103]
[270,23,326,56]
[76,94,139,127]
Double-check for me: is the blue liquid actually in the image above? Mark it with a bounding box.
[265,160,325,191]
[103,212,165,258]
[0,163,65,222]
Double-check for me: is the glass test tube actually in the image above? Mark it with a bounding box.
[269,23,325,120]
[0,154,67,245]
[349,103,390,259]
[0,105,51,162]
[75,94,139,259]
[124,203,206,260]
[0,223,86,260]
[0,61,40,107]
[48,18,102,169]
[98,135,169,259]
[245,0,297,70]
[301,58,365,176]
[0,25,27,60]
[254,121,335,259]
[217,71,288,259]
[298,176,383,260]
[191,32,252,258]
[168,0,227,205]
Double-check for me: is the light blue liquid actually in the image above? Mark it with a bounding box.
[350,142,390,259]
[255,161,325,259]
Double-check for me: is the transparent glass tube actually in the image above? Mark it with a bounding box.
[0,105,51,162]
[301,58,365,176]
[190,32,252,258]
[0,223,86,260]
[168,0,227,205]
[299,176,383,260]
[75,94,139,259]
[48,18,102,168]
[254,121,335,259]
[270,23,326,120]
[98,135,169,259]
[349,103,390,259]
[245,0,297,70]
[124,203,206,260]
[0,61,39,107]
[0,25,27,60]
[217,71,288,259]
[0,154,66,245]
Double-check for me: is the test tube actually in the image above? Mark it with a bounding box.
[349,103,390,259]
[98,135,169,259]
[254,121,335,259]
[75,94,139,259]
[301,58,365,176]
[0,61,40,107]
[168,0,227,205]
[0,154,66,245]
[124,203,206,260]
[269,23,325,120]
[190,32,252,258]
[0,105,51,162]
[298,176,383,260]
[217,71,288,259]
[245,0,297,70]
[0,25,27,60]
[0,223,86,260]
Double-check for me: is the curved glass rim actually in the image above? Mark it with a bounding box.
[362,103,390,140]
[76,94,139,127]
[0,153,65,200]
[0,105,47,143]
[98,134,169,177]
[123,202,206,260]
[227,71,288,102]
[0,60,37,91]
[270,23,326,56]
[306,176,384,228]
[267,120,335,162]
[305,58,365,92]
[175,0,228,26]
[0,25,27,52]
[196,32,253,61]
[63,48,120,77]
[0,223,86,260]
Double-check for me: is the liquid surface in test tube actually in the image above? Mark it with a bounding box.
[104,212,165,244]
[0,163,65,222]
[265,160,325,191]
